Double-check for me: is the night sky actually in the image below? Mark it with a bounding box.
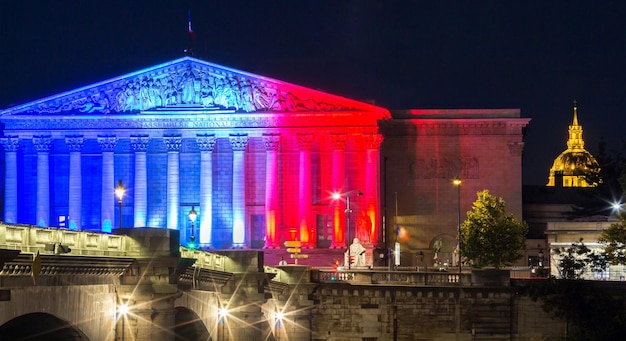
[1,1,625,185]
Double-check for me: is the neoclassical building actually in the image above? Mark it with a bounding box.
[0,57,388,249]
[0,57,530,262]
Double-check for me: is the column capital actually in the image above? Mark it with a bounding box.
[97,135,118,152]
[196,134,217,152]
[0,136,20,152]
[330,133,348,150]
[296,133,315,150]
[229,134,249,151]
[130,135,150,152]
[164,135,183,152]
[364,133,384,150]
[508,141,525,157]
[65,135,84,152]
[262,133,281,151]
[32,136,52,152]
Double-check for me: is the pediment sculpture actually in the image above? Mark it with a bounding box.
[7,58,366,116]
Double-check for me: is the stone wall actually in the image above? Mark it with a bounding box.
[308,282,566,341]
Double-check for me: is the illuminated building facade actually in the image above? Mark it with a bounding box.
[0,57,530,260]
[0,57,388,249]
[547,103,599,187]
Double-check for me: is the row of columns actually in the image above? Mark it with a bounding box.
[1,132,383,248]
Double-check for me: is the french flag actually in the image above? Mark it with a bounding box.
[188,10,196,40]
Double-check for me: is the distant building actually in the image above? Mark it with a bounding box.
[546,102,600,187]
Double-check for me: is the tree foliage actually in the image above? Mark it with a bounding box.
[599,214,626,265]
[554,239,608,280]
[460,190,527,269]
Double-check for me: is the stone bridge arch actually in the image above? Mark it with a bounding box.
[0,312,91,340]
[174,307,211,341]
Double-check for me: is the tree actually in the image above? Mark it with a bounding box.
[599,214,626,265]
[460,190,528,269]
[554,239,608,280]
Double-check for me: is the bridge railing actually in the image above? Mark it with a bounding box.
[311,268,472,286]
[0,223,128,256]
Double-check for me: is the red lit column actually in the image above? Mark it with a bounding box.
[33,136,51,227]
[164,135,183,230]
[297,133,314,248]
[364,133,384,246]
[330,133,347,248]
[65,135,84,230]
[131,136,150,228]
[196,134,216,247]
[230,134,249,247]
[0,136,19,224]
[263,133,280,248]
[98,136,118,232]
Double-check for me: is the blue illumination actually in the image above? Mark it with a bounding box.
[102,220,112,233]
[187,236,196,249]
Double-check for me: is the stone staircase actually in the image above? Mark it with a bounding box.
[467,294,512,341]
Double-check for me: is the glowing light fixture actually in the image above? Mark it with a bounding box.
[118,303,129,315]
[188,206,197,249]
[115,180,126,229]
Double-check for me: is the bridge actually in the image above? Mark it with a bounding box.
[0,223,561,340]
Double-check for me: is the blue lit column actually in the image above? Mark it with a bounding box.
[65,135,84,230]
[196,134,216,246]
[229,134,248,247]
[263,133,280,248]
[33,136,51,227]
[164,135,183,230]
[98,136,118,232]
[0,136,19,224]
[131,135,150,227]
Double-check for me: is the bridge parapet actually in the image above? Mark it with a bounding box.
[0,223,127,256]
[311,268,472,286]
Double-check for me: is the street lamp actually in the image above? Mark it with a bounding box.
[453,178,462,275]
[115,180,126,229]
[188,206,197,248]
[332,190,363,270]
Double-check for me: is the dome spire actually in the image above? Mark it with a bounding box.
[546,101,600,187]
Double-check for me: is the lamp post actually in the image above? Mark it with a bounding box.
[115,180,126,229]
[332,190,363,270]
[188,206,197,248]
[453,178,462,274]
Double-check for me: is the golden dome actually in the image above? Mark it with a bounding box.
[547,102,600,187]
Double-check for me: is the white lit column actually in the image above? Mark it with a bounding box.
[65,135,84,230]
[33,136,51,227]
[0,136,19,224]
[330,133,347,248]
[262,133,280,248]
[364,133,383,246]
[98,136,118,232]
[297,133,314,248]
[229,134,249,247]
[131,136,150,227]
[164,136,183,230]
[196,134,216,246]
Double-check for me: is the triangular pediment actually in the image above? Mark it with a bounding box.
[1,57,386,116]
